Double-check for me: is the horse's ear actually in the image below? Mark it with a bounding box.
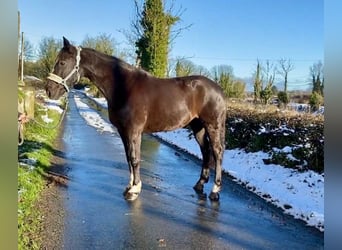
[63,37,71,49]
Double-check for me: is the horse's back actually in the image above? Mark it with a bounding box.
[147,75,226,130]
[180,75,226,118]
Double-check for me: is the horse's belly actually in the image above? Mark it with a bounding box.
[143,112,195,133]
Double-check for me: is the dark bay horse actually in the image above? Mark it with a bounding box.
[46,37,227,201]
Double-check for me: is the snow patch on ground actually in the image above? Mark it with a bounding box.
[41,114,53,123]
[73,95,116,134]
[45,99,64,114]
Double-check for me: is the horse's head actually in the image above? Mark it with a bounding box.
[45,37,82,99]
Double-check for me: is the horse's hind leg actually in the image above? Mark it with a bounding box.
[206,116,226,201]
[190,119,213,195]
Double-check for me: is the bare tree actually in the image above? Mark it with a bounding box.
[38,37,62,77]
[81,33,123,57]
[277,58,294,93]
[173,58,210,77]
[264,60,276,87]
[211,65,234,83]
[175,58,196,76]
[196,65,211,78]
[19,39,35,62]
[211,65,236,97]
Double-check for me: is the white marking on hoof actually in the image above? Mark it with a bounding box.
[129,172,134,186]
[128,181,142,194]
[124,181,142,201]
[211,183,221,193]
[125,192,139,201]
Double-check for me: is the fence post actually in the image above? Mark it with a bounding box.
[18,86,35,119]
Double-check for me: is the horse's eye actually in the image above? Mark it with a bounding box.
[60,61,66,66]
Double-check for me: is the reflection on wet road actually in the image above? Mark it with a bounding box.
[61,93,323,249]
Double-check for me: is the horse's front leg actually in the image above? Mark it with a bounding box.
[122,132,142,201]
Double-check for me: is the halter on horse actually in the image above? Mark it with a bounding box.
[46,37,227,201]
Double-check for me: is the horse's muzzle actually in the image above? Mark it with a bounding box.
[45,81,66,100]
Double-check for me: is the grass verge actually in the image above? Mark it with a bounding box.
[18,100,63,250]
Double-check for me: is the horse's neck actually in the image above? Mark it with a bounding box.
[81,49,115,101]
[80,49,144,104]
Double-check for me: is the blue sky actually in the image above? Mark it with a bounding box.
[18,0,323,90]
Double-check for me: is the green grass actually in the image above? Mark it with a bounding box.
[18,101,62,250]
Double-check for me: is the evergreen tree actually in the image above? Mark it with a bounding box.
[310,61,324,96]
[277,91,290,108]
[253,60,263,103]
[260,84,273,104]
[309,91,324,112]
[135,0,179,77]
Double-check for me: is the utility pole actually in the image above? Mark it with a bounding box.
[20,32,24,82]
[18,11,21,80]
[18,11,20,64]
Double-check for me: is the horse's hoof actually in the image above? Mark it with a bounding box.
[124,192,140,201]
[209,192,220,201]
[193,183,204,194]
[123,181,142,201]
[123,186,131,196]
[210,200,220,209]
[197,192,207,201]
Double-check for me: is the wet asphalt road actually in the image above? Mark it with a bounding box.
[60,92,323,249]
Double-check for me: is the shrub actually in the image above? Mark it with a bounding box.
[277,91,289,107]
[260,86,273,105]
[225,104,324,173]
[309,91,324,112]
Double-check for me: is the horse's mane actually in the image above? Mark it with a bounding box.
[83,47,151,76]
